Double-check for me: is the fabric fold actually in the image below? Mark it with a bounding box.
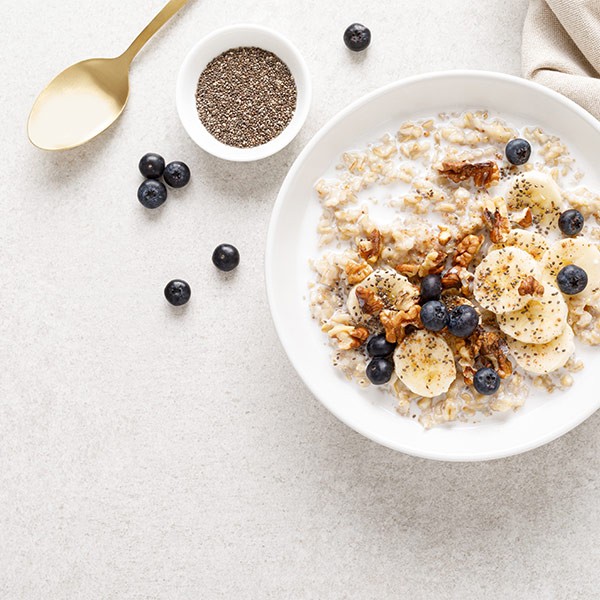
[522,0,600,119]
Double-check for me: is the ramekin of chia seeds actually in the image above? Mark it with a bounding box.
[176,24,311,162]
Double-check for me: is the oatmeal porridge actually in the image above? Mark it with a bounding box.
[308,111,600,428]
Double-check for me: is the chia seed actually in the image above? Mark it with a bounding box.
[195,46,297,148]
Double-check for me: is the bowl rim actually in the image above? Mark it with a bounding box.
[175,23,312,162]
[265,69,600,461]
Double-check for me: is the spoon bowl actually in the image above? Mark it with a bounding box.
[27,0,188,151]
[28,57,130,150]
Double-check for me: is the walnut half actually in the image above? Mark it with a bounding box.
[518,276,545,297]
[380,305,421,343]
[345,260,373,285]
[453,234,483,268]
[357,228,383,264]
[438,160,499,188]
[355,286,384,314]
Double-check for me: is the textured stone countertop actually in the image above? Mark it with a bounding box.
[2,1,598,598]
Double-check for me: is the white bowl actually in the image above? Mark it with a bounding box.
[265,70,600,462]
[176,24,311,162]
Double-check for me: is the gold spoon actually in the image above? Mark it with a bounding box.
[28,0,189,151]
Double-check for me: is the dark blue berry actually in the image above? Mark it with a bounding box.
[343,23,371,51]
[366,334,395,357]
[138,153,165,178]
[164,279,191,306]
[420,300,449,332]
[473,367,501,395]
[420,274,442,303]
[212,244,240,272]
[137,179,167,209]
[447,305,479,338]
[163,161,191,188]
[557,264,587,295]
[366,357,393,385]
[505,138,531,166]
[558,209,584,236]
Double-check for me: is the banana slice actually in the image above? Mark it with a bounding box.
[347,268,419,321]
[490,229,549,261]
[540,238,600,301]
[497,283,567,343]
[507,325,575,375]
[393,330,457,397]
[474,247,540,314]
[507,171,564,228]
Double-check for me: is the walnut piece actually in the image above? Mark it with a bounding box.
[512,207,533,228]
[457,328,513,381]
[438,230,452,246]
[453,234,483,267]
[438,160,500,188]
[518,276,545,297]
[419,250,447,276]
[442,266,474,296]
[484,208,511,243]
[476,330,513,379]
[396,263,419,277]
[355,286,384,314]
[357,228,383,264]
[380,305,421,343]
[347,326,369,349]
[345,260,373,285]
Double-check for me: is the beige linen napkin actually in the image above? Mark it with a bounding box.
[523,0,600,119]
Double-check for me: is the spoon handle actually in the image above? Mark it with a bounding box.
[121,0,189,64]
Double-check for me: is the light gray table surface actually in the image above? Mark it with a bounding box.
[2,1,598,598]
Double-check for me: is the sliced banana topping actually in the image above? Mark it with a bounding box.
[540,238,600,301]
[474,247,540,314]
[507,171,563,228]
[393,330,457,398]
[490,229,550,261]
[506,325,575,375]
[497,283,567,344]
[347,268,419,322]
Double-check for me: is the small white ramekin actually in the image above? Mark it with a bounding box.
[176,24,311,162]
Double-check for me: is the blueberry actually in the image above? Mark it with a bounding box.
[366,334,395,357]
[343,23,371,52]
[505,138,531,166]
[164,279,191,306]
[137,179,167,209]
[138,153,165,179]
[163,161,191,188]
[366,357,393,385]
[420,274,442,303]
[447,305,479,338]
[473,367,501,396]
[557,264,588,295]
[420,300,449,332]
[212,243,240,272]
[558,209,584,236]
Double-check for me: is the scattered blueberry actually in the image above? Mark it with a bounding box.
[447,304,480,338]
[138,153,165,179]
[137,179,168,209]
[558,209,584,236]
[212,243,240,272]
[473,367,501,396]
[164,279,191,306]
[343,23,371,52]
[420,274,443,303]
[366,334,395,358]
[505,138,531,166]
[163,161,191,188]
[366,357,393,385]
[557,264,588,295]
[420,300,449,332]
